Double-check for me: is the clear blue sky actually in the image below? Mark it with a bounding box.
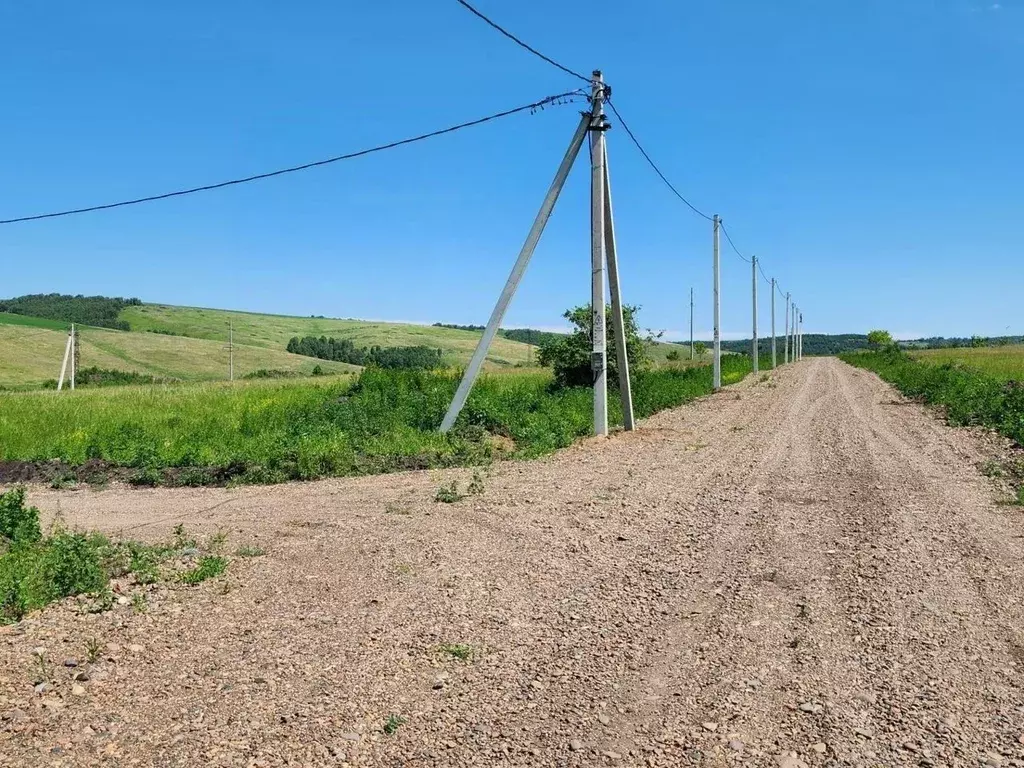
[2,1,1020,340]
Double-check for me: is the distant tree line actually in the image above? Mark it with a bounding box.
[432,323,565,348]
[0,293,141,330]
[287,336,443,369]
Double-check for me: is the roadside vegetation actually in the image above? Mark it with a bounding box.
[841,347,1024,448]
[0,356,751,488]
[0,488,227,623]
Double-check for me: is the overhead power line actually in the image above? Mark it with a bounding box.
[453,0,591,84]
[0,91,583,226]
[605,101,714,222]
[719,221,751,263]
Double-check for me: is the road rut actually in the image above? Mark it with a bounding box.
[2,357,1023,767]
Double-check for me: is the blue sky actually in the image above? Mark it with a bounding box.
[2,1,1020,340]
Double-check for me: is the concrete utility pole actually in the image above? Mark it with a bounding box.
[689,287,694,361]
[792,305,798,362]
[228,321,234,381]
[784,292,791,364]
[799,312,804,360]
[57,327,72,391]
[602,139,635,431]
[439,111,589,433]
[590,71,609,436]
[771,278,777,368]
[751,255,759,375]
[712,214,721,390]
[70,323,76,390]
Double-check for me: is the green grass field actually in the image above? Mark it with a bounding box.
[120,304,536,367]
[912,345,1024,381]
[0,314,69,331]
[0,357,753,487]
[0,323,357,389]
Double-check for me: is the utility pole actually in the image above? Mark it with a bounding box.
[799,312,804,360]
[228,321,234,381]
[590,71,608,436]
[792,305,798,362]
[57,327,72,391]
[689,286,694,361]
[784,293,791,364]
[751,255,758,374]
[712,214,721,390]
[70,323,77,390]
[440,70,634,436]
[602,138,635,431]
[771,278,777,368]
[439,95,592,433]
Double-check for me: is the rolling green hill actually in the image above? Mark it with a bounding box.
[0,322,357,389]
[120,304,537,367]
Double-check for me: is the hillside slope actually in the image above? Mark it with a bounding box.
[120,304,536,367]
[0,323,356,389]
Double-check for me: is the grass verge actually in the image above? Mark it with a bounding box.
[0,357,753,487]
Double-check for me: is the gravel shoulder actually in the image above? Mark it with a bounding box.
[2,358,1023,767]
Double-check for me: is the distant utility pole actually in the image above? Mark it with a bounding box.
[72,324,79,389]
[751,255,758,374]
[227,321,234,381]
[440,70,635,436]
[771,278,777,368]
[712,214,721,390]
[784,293,791,364]
[799,312,804,360]
[689,286,694,361]
[793,305,798,362]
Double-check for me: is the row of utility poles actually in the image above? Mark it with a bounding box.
[440,70,805,437]
[707,214,803,390]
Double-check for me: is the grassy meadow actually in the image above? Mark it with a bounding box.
[911,345,1024,381]
[121,304,537,367]
[0,323,358,389]
[0,357,753,487]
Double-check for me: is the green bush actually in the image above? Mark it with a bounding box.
[0,488,179,623]
[537,304,652,389]
[0,488,41,544]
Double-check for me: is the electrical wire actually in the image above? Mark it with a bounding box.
[605,101,714,222]
[0,91,582,226]
[453,0,591,84]
[719,221,751,263]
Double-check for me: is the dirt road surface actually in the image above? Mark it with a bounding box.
[3,358,1023,767]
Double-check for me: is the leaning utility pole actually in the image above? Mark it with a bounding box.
[57,326,72,391]
[751,255,759,374]
[602,137,635,431]
[712,214,721,390]
[440,70,634,436]
[689,286,694,361]
[771,278,777,368]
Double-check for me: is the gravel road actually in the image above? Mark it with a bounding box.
[3,357,1023,767]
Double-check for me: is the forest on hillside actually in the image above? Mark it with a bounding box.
[0,294,140,330]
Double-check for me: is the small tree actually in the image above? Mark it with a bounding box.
[866,330,894,350]
[666,348,681,362]
[538,304,652,389]
[693,341,708,356]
